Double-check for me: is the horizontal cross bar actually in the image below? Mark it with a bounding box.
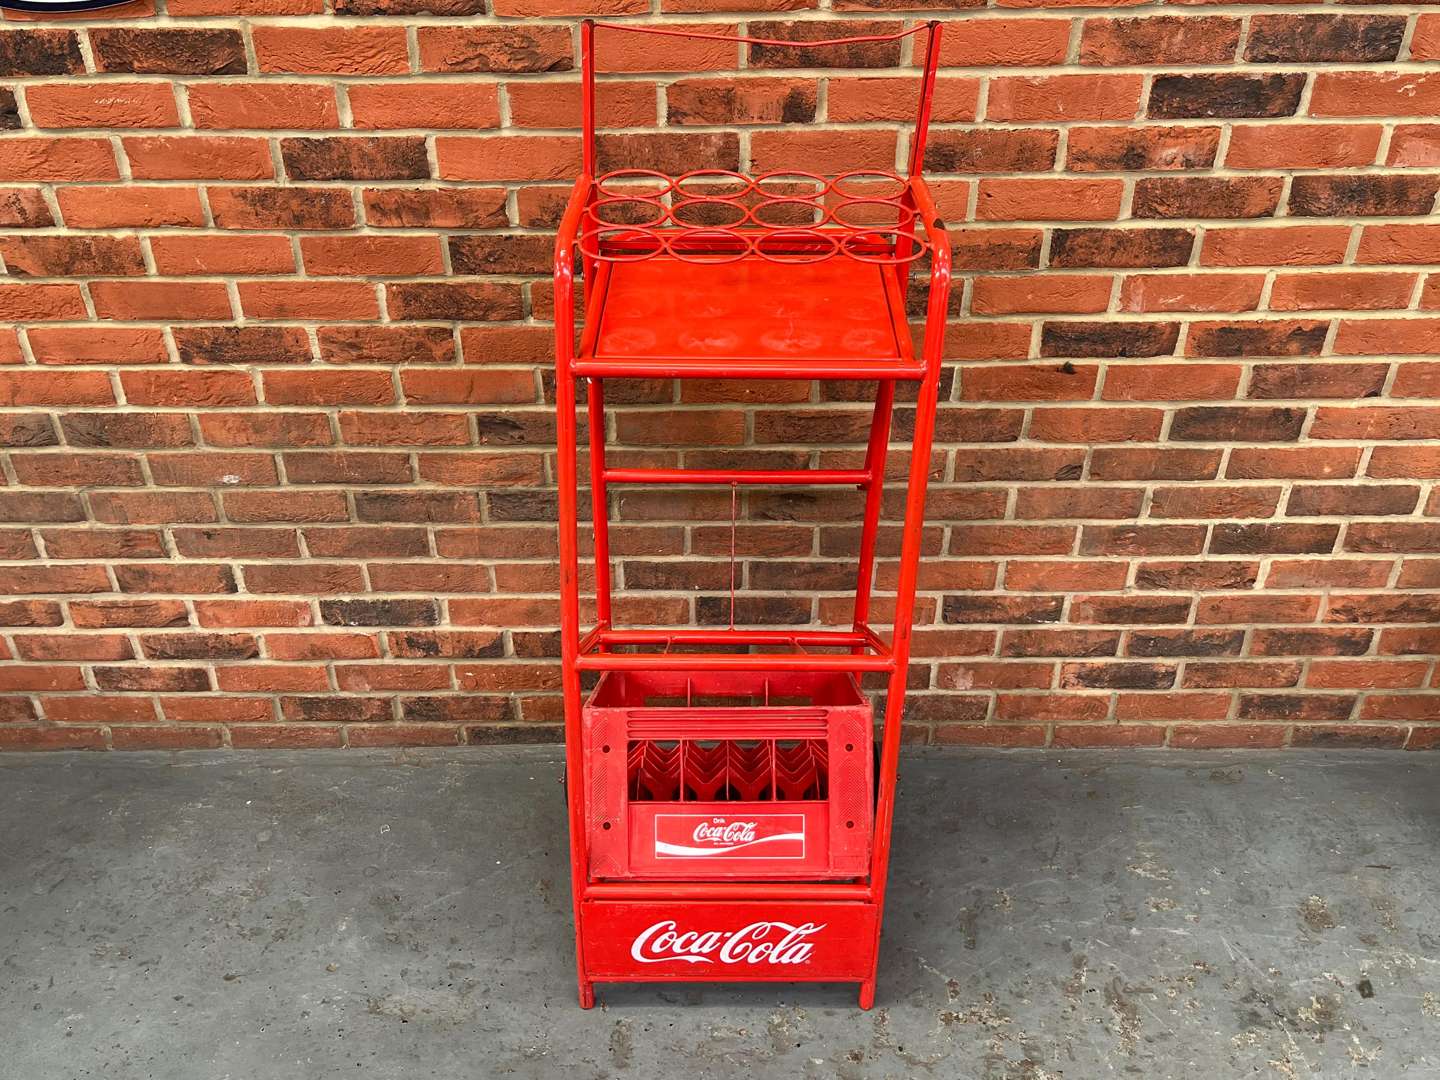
[604,467,869,486]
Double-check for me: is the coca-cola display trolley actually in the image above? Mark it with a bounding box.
[553,19,952,1008]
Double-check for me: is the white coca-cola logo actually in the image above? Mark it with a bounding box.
[630,920,825,965]
[693,820,758,845]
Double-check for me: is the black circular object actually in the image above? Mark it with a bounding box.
[0,0,135,11]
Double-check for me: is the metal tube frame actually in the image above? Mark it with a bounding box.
[554,18,950,1011]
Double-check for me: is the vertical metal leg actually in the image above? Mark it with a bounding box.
[555,355,590,1009]
[851,381,895,646]
[863,361,943,1005]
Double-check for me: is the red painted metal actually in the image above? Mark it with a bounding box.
[553,18,951,1011]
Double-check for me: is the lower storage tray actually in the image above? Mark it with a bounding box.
[582,669,873,880]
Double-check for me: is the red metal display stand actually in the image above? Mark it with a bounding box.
[552,20,952,1009]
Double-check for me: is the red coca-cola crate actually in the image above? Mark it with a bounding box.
[583,670,872,881]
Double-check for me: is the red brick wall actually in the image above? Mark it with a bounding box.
[1,2,1437,752]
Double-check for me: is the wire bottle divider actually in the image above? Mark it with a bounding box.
[553,18,952,1008]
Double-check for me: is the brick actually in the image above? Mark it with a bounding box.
[1102,364,1240,400]
[301,235,443,277]
[348,83,500,130]
[1289,175,1440,218]
[238,281,379,321]
[364,188,506,231]
[57,185,202,229]
[449,235,552,275]
[1239,694,1357,723]
[1225,124,1382,170]
[1183,662,1302,689]
[1270,272,1415,312]
[3,138,118,182]
[187,83,338,130]
[0,284,87,322]
[173,326,311,366]
[13,451,144,487]
[1308,660,1428,690]
[1249,363,1388,401]
[509,81,655,129]
[0,235,146,277]
[0,29,83,76]
[1266,559,1391,589]
[264,369,393,406]
[90,281,232,321]
[1132,177,1282,220]
[1119,274,1263,313]
[1357,224,1440,266]
[252,26,408,75]
[1228,446,1361,480]
[208,186,354,230]
[748,19,899,68]
[0,370,114,406]
[1186,320,1328,358]
[1134,560,1256,591]
[1202,226,1350,268]
[1416,15,1440,61]
[1150,484,1281,519]
[1335,319,1440,356]
[1149,74,1304,119]
[1081,16,1240,65]
[1049,228,1194,268]
[1066,126,1219,173]
[281,137,429,181]
[1210,523,1338,555]
[150,234,295,276]
[988,75,1142,122]
[26,82,179,129]
[977,179,1123,222]
[436,135,580,181]
[1388,125,1440,168]
[959,363,1098,402]
[319,326,454,366]
[124,136,272,180]
[939,17,1069,66]
[90,28,245,75]
[1311,72,1440,118]
[606,131,745,173]
[668,76,815,125]
[925,130,1056,174]
[417,25,572,72]
[386,282,522,321]
[1170,406,1305,442]
[1169,726,1286,750]
[1194,595,1319,625]
[1040,322,1179,357]
[995,694,1108,724]
[1245,14,1405,64]
[972,275,1111,316]
[0,414,58,447]
[1089,447,1221,480]
[148,452,277,488]
[1326,594,1440,625]
[0,188,54,228]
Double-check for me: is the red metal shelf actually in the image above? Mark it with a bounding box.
[574,254,923,381]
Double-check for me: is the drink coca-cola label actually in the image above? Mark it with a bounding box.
[653,813,805,859]
[630,919,826,966]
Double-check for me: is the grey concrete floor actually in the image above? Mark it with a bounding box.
[1,748,1437,1080]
